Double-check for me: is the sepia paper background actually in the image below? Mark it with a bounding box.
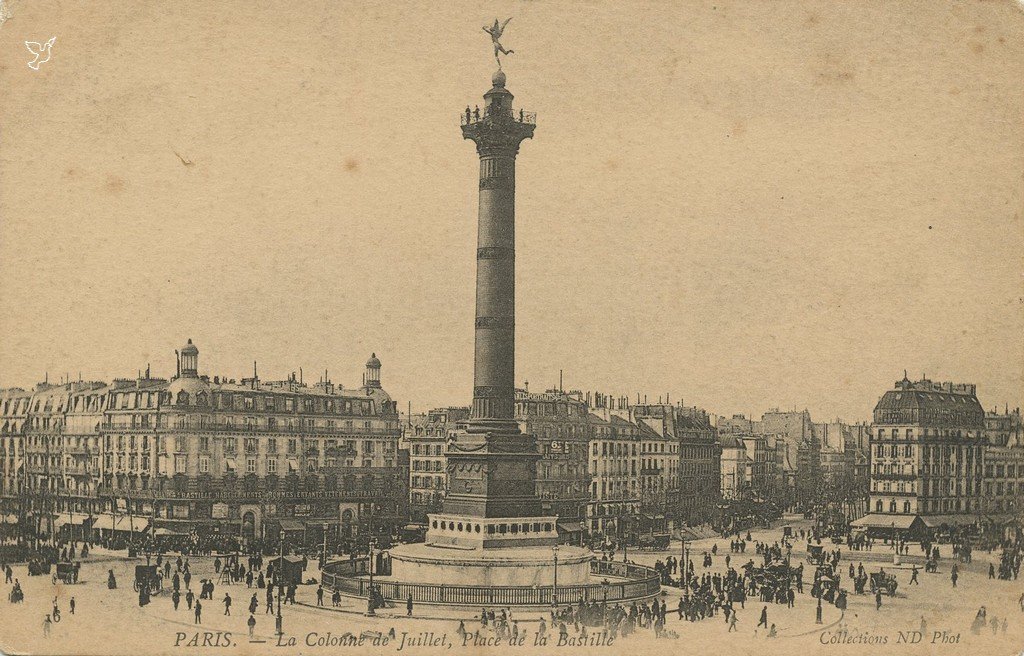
[1,1,1023,655]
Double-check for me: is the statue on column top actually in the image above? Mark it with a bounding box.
[483,18,515,68]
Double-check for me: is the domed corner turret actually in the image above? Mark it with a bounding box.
[365,352,382,389]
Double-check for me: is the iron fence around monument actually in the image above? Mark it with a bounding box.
[321,557,661,607]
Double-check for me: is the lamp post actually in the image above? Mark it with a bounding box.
[815,586,823,624]
[680,532,686,588]
[276,529,284,636]
[601,579,609,606]
[320,522,328,571]
[551,545,560,610]
[366,537,378,616]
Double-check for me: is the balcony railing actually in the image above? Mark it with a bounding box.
[322,558,658,607]
[460,107,536,126]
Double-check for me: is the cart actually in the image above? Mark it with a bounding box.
[637,533,671,551]
[52,562,80,585]
[806,543,826,565]
[869,571,898,596]
[134,564,162,594]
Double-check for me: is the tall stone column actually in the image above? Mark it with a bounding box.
[442,70,543,520]
[463,70,534,433]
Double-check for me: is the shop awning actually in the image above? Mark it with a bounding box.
[154,527,187,536]
[225,458,237,472]
[850,514,922,530]
[114,517,149,533]
[287,459,298,472]
[921,515,979,528]
[277,519,305,532]
[556,521,583,533]
[54,513,88,528]
[92,514,117,531]
[984,513,1021,525]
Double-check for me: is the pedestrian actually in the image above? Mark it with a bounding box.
[70,597,75,615]
[43,614,52,638]
[988,564,995,579]
[249,593,258,615]
[728,612,738,632]
[248,614,256,638]
[224,593,232,616]
[875,589,882,611]
[316,585,324,606]
[951,568,958,588]
[758,606,768,629]
[186,590,194,609]
[194,600,202,624]
[406,594,414,616]
[767,623,777,638]
[910,566,919,585]
[266,588,274,613]
[172,590,180,611]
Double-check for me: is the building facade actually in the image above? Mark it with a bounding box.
[864,377,986,531]
[2,340,407,550]
[718,434,747,500]
[515,389,592,538]
[586,411,640,539]
[407,407,468,522]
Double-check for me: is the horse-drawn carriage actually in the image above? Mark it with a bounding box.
[807,543,826,565]
[637,533,671,551]
[52,562,81,585]
[869,571,898,596]
[134,564,162,594]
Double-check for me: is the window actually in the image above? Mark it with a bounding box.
[225,437,236,452]
[174,436,185,452]
[199,456,210,473]
[267,438,277,453]
[247,457,256,474]
[199,436,209,452]
[267,458,277,473]
[288,439,297,454]
[174,455,186,473]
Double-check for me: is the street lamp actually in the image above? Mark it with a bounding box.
[551,545,560,610]
[680,532,686,588]
[320,522,328,571]
[276,529,284,636]
[366,537,378,616]
[815,586,823,624]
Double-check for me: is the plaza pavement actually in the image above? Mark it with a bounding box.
[0,518,1021,655]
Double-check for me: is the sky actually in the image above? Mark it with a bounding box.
[1,1,1022,423]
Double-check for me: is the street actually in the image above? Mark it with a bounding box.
[1,518,1021,655]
